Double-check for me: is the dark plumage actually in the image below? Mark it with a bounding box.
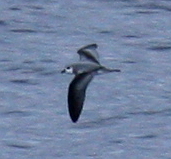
[62,44,121,122]
[68,73,93,122]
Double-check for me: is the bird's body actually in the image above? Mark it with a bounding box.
[65,62,102,75]
[61,44,120,122]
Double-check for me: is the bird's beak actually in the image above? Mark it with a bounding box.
[61,69,65,73]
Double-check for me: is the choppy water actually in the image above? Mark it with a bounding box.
[0,0,171,158]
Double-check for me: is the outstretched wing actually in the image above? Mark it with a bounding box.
[77,44,100,64]
[68,73,93,122]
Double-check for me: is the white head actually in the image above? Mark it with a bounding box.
[61,66,74,74]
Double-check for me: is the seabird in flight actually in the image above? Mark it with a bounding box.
[61,44,120,122]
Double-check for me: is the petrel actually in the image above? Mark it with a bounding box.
[61,44,120,122]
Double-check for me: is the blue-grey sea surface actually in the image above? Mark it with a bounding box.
[0,0,171,159]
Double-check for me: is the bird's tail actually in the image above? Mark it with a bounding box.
[98,66,121,74]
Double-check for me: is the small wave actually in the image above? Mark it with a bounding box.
[121,60,136,64]
[148,45,171,51]
[5,66,22,71]
[7,144,32,149]
[0,20,7,26]
[40,59,56,63]
[5,140,34,149]
[2,110,31,117]
[75,115,128,129]
[136,10,158,14]
[10,79,38,85]
[136,2,171,12]
[39,70,58,76]
[99,30,114,34]
[27,5,44,10]
[10,29,37,33]
[123,35,140,38]
[0,59,11,63]
[23,60,35,64]
[9,7,21,11]
[128,108,171,117]
[135,134,157,140]
[128,110,160,116]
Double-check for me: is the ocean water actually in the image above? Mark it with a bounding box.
[0,0,171,158]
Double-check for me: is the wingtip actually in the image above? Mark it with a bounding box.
[90,43,98,48]
[71,117,79,123]
[69,112,80,123]
[85,43,98,49]
[77,43,98,53]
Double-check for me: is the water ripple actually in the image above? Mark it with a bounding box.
[10,29,37,33]
[39,59,56,63]
[148,45,171,51]
[10,79,39,85]
[121,60,137,64]
[1,110,31,117]
[75,115,128,129]
[9,7,21,11]
[5,140,35,149]
[128,108,171,117]
[136,2,171,12]
[135,134,157,140]
[0,20,7,26]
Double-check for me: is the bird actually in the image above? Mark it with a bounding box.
[61,44,120,123]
